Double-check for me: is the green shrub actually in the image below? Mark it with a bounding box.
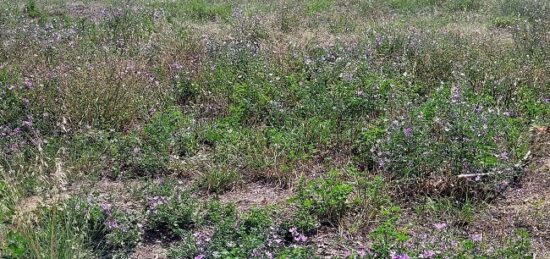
[104,210,142,251]
[367,85,527,198]
[168,232,198,259]
[206,208,272,258]
[369,206,409,258]
[24,0,42,18]
[494,229,532,258]
[146,189,202,239]
[292,170,353,226]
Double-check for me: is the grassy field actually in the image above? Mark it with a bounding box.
[0,0,549,258]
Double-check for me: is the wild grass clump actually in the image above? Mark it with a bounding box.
[2,198,106,258]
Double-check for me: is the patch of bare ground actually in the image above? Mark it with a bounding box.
[217,182,292,211]
[130,243,167,259]
[471,125,550,257]
[312,226,369,258]
[86,178,145,211]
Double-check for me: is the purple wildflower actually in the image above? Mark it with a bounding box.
[471,233,482,242]
[420,250,436,258]
[289,227,307,243]
[451,83,462,104]
[403,127,413,137]
[295,234,307,243]
[391,254,410,259]
[148,196,167,211]
[11,127,21,135]
[499,152,509,160]
[23,77,33,88]
[433,222,447,230]
[9,143,19,152]
[289,227,298,236]
[171,62,183,70]
[357,249,367,257]
[100,202,112,214]
[105,219,118,230]
[194,254,205,259]
[22,116,33,128]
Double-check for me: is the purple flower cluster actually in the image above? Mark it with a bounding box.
[433,222,447,230]
[403,127,413,138]
[470,233,482,242]
[100,202,112,215]
[390,252,410,259]
[289,227,307,243]
[147,196,168,213]
[420,250,436,258]
[105,218,119,230]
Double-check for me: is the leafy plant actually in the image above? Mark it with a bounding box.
[146,187,202,239]
[292,170,353,226]
[369,206,409,258]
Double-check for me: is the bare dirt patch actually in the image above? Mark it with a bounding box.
[217,182,292,211]
[130,243,168,259]
[471,126,550,257]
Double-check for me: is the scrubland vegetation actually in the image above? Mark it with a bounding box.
[0,0,549,258]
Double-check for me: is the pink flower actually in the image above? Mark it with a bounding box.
[391,254,410,259]
[296,234,307,242]
[171,62,183,70]
[289,227,307,243]
[403,127,413,137]
[289,227,298,235]
[420,250,436,258]
[105,219,118,230]
[194,254,205,259]
[23,77,33,88]
[433,222,447,230]
[471,233,482,242]
[100,202,112,214]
